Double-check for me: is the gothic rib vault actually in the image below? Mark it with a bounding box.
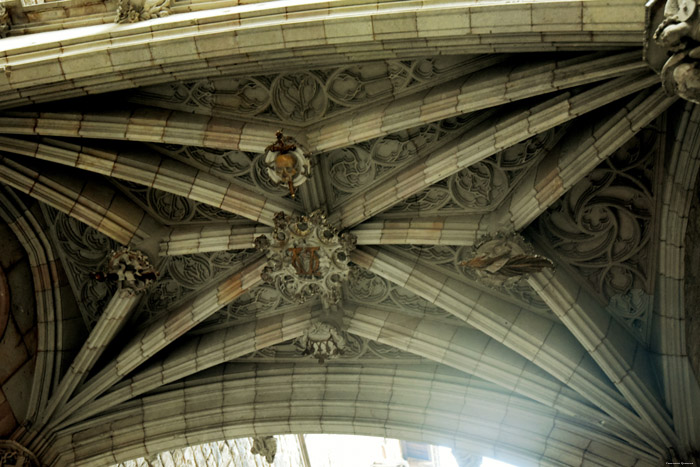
[0,0,699,466]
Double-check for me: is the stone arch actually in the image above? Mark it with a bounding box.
[46,364,658,467]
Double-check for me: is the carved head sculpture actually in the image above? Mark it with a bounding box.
[274,151,299,182]
[264,131,311,198]
[662,51,700,103]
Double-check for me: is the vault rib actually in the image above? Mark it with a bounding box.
[38,290,143,431]
[493,87,677,231]
[335,73,659,228]
[56,308,314,432]
[529,269,679,454]
[655,103,700,452]
[351,246,665,451]
[40,257,267,439]
[0,0,644,108]
[0,110,279,151]
[0,136,296,227]
[308,51,649,152]
[0,156,158,245]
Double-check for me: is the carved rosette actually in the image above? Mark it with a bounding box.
[250,436,277,463]
[0,440,40,467]
[295,321,347,364]
[459,233,553,288]
[106,247,158,294]
[255,211,356,305]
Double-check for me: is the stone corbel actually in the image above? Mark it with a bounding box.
[250,436,277,464]
[116,0,170,23]
[646,0,700,102]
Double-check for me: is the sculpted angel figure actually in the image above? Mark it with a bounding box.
[462,252,554,277]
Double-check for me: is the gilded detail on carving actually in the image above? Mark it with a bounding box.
[255,211,356,305]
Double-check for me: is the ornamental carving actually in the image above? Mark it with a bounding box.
[255,211,356,305]
[136,250,258,323]
[386,129,558,216]
[146,145,303,202]
[113,181,244,224]
[91,248,158,294]
[0,6,10,39]
[531,126,660,343]
[263,131,311,198]
[390,245,552,313]
[44,207,119,329]
[116,0,170,23]
[250,436,277,463]
[459,233,554,288]
[131,56,480,125]
[295,321,347,363]
[647,0,700,102]
[240,335,422,362]
[0,440,40,467]
[324,118,480,207]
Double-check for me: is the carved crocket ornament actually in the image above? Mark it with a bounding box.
[647,0,700,102]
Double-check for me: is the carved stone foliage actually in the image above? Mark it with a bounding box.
[134,249,259,322]
[0,440,39,467]
[385,129,558,216]
[132,57,478,125]
[43,207,119,330]
[255,211,356,305]
[531,127,660,342]
[116,0,170,23]
[321,119,461,207]
[112,180,244,225]
[99,247,158,294]
[295,321,347,364]
[390,245,552,314]
[239,335,423,363]
[148,145,302,202]
[203,283,304,327]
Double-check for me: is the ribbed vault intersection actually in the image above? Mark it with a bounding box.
[0,1,698,466]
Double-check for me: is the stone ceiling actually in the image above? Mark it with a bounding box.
[0,1,699,466]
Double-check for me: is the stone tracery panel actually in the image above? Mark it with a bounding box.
[530,126,661,343]
[322,115,478,207]
[344,267,464,323]
[385,128,560,216]
[130,56,479,125]
[43,207,119,330]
